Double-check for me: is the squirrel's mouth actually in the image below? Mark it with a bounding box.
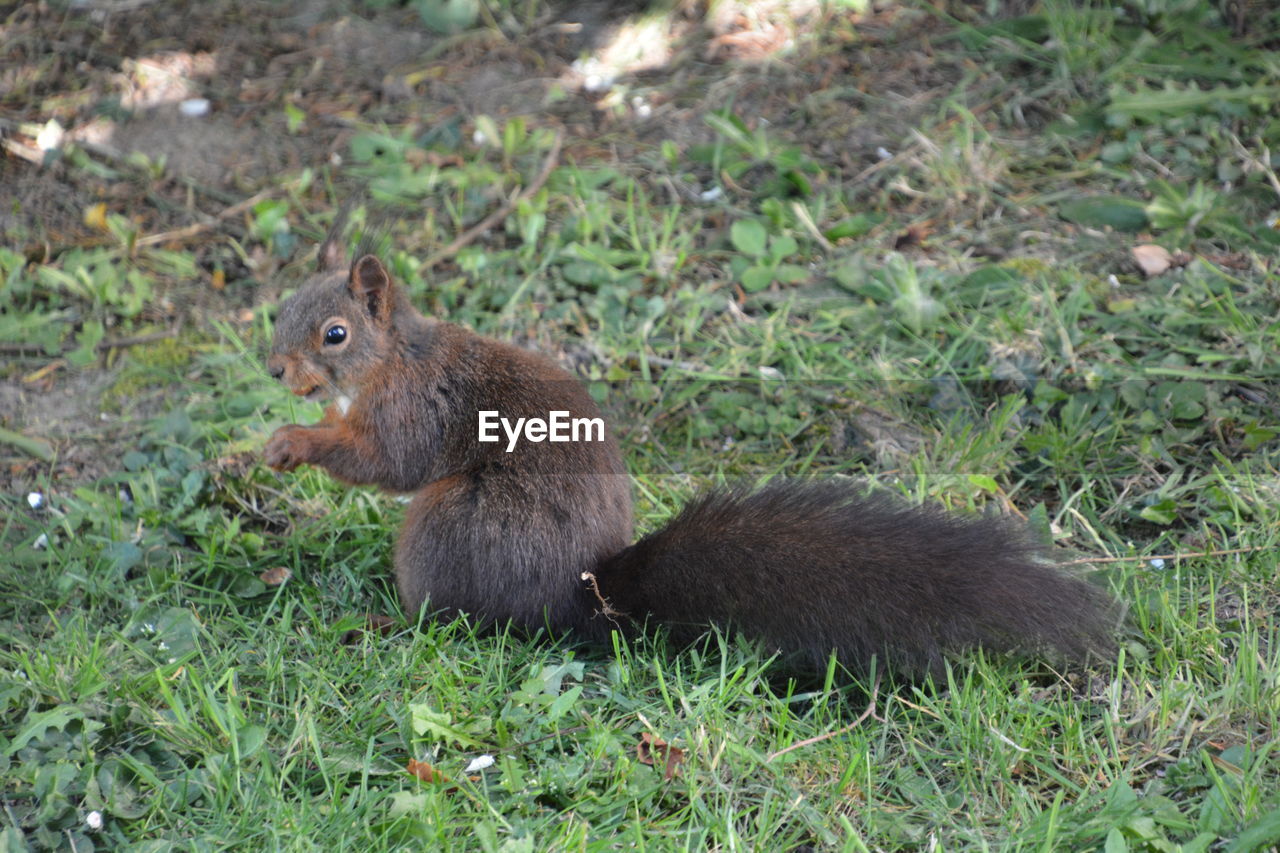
[294,385,324,401]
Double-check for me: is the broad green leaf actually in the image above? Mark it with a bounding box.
[731,220,768,257]
[1058,196,1149,232]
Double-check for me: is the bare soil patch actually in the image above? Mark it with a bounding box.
[1,0,967,491]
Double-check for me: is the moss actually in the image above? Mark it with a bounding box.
[102,338,194,410]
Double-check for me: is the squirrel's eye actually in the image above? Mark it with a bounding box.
[324,325,347,346]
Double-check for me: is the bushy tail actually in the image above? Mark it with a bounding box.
[592,480,1118,676]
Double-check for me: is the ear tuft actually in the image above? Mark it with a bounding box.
[349,255,392,319]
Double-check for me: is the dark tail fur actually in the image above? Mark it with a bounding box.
[592,480,1117,676]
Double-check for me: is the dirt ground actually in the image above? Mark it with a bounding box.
[1,0,969,489]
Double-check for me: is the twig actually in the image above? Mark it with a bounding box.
[71,0,164,10]
[135,188,273,247]
[0,326,180,356]
[767,673,881,761]
[1229,133,1280,204]
[422,129,564,270]
[579,571,626,626]
[791,200,833,251]
[98,327,181,351]
[1063,544,1270,566]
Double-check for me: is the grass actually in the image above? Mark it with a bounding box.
[3,0,1280,849]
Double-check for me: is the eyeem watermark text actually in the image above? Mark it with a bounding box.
[478,410,605,452]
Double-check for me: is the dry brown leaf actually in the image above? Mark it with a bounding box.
[406,758,452,785]
[1132,244,1172,277]
[405,759,478,793]
[83,203,108,231]
[637,732,685,781]
[259,566,291,586]
[893,222,932,249]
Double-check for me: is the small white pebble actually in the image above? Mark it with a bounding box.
[27,492,43,510]
[86,811,103,831]
[33,533,48,550]
[36,119,65,151]
[464,755,495,773]
[699,186,724,202]
[1107,274,1121,287]
[876,146,893,161]
[1149,558,1166,570]
[573,58,614,93]
[179,98,210,117]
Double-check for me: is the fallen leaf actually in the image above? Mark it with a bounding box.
[1132,244,1172,277]
[405,758,478,793]
[84,203,108,231]
[893,223,931,249]
[637,732,685,781]
[0,426,55,462]
[406,758,452,784]
[259,566,291,586]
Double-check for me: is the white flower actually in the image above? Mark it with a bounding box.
[86,811,103,831]
[27,492,43,510]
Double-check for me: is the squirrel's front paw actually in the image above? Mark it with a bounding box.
[264,425,310,472]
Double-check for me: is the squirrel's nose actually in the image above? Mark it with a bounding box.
[267,358,286,381]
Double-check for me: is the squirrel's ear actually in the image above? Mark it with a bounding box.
[349,254,393,320]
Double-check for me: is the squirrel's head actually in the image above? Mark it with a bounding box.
[267,244,404,404]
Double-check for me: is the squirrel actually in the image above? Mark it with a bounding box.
[264,238,1118,676]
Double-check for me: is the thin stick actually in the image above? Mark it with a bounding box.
[422,129,564,270]
[767,674,881,762]
[0,326,179,356]
[1229,133,1280,203]
[579,571,626,625]
[1063,544,1269,566]
[135,188,274,247]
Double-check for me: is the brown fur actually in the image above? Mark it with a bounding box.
[266,248,1118,675]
